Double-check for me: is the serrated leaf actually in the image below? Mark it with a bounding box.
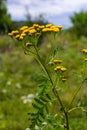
[37,118,42,123]
[40,97,48,103]
[28,118,36,121]
[28,112,36,116]
[32,103,40,110]
[38,75,50,88]
[39,112,45,119]
[46,94,51,100]
[45,105,49,113]
[30,122,36,129]
[34,98,44,105]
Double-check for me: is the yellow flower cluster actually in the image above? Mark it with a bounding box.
[8,23,63,41]
[53,59,67,72]
[53,59,67,81]
[42,24,62,32]
[54,65,67,72]
[8,30,19,36]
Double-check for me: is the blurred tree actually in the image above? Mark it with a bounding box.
[0,0,12,34]
[24,5,48,26]
[34,14,48,25]
[70,11,87,37]
[24,5,33,26]
[24,5,48,45]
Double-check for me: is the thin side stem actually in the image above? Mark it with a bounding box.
[65,111,69,130]
[52,88,66,113]
[68,106,83,113]
[69,79,86,109]
[52,88,69,130]
[34,45,53,86]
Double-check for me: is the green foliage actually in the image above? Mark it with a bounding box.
[28,75,52,129]
[29,94,51,129]
[0,32,87,130]
[70,11,87,37]
[0,0,12,34]
[9,22,86,130]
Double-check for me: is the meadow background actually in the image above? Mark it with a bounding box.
[0,0,87,130]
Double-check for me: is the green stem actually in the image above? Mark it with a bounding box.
[68,106,83,113]
[52,88,65,113]
[34,45,69,130]
[52,88,69,130]
[65,111,69,130]
[34,45,53,86]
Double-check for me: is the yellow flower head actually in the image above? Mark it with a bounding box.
[54,66,62,71]
[20,26,28,31]
[54,65,67,72]
[15,34,20,39]
[51,25,56,29]
[53,27,59,32]
[29,26,34,30]
[26,42,32,47]
[82,49,87,53]
[53,59,62,63]
[8,32,13,36]
[62,78,67,82]
[22,29,29,33]
[21,33,26,37]
[57,25,63,29]
[84,58,87,61]
[42,28,49,32]
[33,24,39,28]
[46,24,53,28]
[38,25,45,29]
[29,29,37,34]
[61,67,67,71]
[11,30,19,35]
[42,28,54,32]
[19,36,23,40]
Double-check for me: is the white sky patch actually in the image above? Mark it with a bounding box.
[7,0,87,26]
[7,4,26,20]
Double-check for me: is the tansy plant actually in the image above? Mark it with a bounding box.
[8,23,87,130]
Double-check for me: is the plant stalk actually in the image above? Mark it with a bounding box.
[34,46,69,130]
[52,88,69,130]
[34,46,53,86]
[69,78,86,109]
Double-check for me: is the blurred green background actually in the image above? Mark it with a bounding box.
[0,0,87,130]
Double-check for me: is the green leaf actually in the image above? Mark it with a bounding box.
[28,112,36,116]
[45,105,49,113]
[34,98,44,105]
[39,112,45,119]
[32,103,40,110]
[46,94,51,100]
[37,118,42,123]
[40,97,48,103]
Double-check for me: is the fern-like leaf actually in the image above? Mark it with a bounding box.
[34,98,44,105]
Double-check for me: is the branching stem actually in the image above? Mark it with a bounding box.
[34,45,70,130]
[69,79,86,109]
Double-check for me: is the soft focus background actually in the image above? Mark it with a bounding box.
[0,0,87,130]
[7,0,87,28]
